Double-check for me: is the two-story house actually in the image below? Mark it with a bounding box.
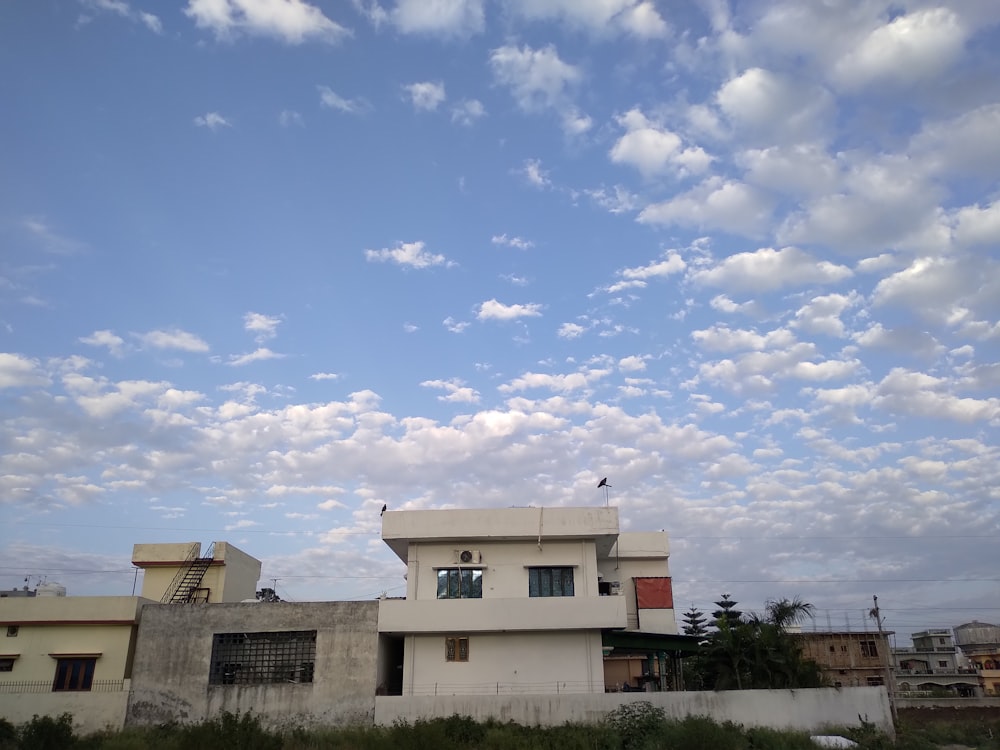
[376,506,686,696]
[954,621,1000,696]
[892,628,979,697]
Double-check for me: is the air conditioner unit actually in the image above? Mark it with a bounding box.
[454,549,481,564]
[609,581,621,595]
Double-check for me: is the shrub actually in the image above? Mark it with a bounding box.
[606,701,667,750]
[18,714,76,750]
[175,712,281,750]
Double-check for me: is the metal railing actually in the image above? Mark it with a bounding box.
[0,679,126,694]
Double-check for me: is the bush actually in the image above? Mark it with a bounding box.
[175,712,281,750]
[660,715,746,750]
[18,714,76,750]
[606,701,667,750]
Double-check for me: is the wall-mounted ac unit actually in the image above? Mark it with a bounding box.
[609,581,621,595]
[454,549,481,564]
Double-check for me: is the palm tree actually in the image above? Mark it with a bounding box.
[765,596,815,631]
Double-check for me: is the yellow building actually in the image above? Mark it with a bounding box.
[0,541,261,733]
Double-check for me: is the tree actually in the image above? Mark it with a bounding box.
[682,607,709,637]
[256,587,281,602]
[712,594,742,627]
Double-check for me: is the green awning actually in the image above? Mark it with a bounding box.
[602,630,703,654]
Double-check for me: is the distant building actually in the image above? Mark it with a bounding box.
[0,541,261,734]
[793,631,893,688]
[892,628,979,697]
[954,621,1000,696]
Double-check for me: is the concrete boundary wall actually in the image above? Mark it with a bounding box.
[375,687,893,734]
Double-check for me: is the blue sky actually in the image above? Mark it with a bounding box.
[2,0,999,640]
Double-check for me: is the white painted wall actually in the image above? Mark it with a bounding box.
[375,687,895,735]
[403,631,605,696]
[0,683,131,735]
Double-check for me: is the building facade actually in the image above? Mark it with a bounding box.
[954,621,1000,696]
[892,628,979,697]
[377,506,684,697]
[794,631,893,688]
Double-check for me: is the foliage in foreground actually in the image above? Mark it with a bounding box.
[5,708,1000,750]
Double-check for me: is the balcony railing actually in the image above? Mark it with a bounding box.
[0,679,126,694]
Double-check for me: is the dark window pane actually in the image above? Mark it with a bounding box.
[471,570,482,598]
[437,570,448,599]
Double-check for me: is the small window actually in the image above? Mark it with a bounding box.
[938,638,946,645]
[445,636,469,662]
[860,640,878,658]
[829,645,835,653]
[938,660,948,668]
[53,658,96,691]
[866,676,884,686]
[528,567,575,597]
[6,626,17,637]
[841,645,848,652]
[436,569,482,599]
[0,658,14,672]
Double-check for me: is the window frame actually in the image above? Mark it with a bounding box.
[527,566,575,598]
[435,568,483,599]
[209,630,317,686]
[860,640,878,658]
[52,657,96,692]
[445,636,469,662]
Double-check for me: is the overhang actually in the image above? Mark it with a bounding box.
[602,630,703,654]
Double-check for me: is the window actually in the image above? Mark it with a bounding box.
[53,658,96,691]
[938,638,946,645]
[0,658,14,672]
[860,640,878,658]
[866,676,884,686]
[829,646,836,653]
[528,567,574,597]
[209,631,316,685]
[445,636,469,662]
[938,660,948,668]
[436,569,482,599]
[6,626,17,637]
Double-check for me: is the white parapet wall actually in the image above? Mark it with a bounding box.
[375,687,894,735]
[0,681,131,735]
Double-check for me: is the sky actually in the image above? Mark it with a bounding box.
[1,0,999,643]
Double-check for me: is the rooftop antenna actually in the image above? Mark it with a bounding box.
[597,477,611,507]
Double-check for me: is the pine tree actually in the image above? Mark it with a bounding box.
[712,593,742,627]
[682,606,708,637]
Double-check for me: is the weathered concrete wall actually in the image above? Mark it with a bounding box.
[0,684,130,735]
[375,687,894,734]
[897,696,1000,709]
[126,601,378,730]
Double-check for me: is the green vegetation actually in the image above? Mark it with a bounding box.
[682,595,824,691]
[4,708,998,750]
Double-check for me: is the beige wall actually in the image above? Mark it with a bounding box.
[402,631,604,696]
[1,686,131,735]
[598,532,677,634]
[132,541,261,603]
[126,601,379,730]
[374,687,895,735]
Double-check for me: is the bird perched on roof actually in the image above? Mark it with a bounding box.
[380,504,387,516]
[597,477,610,488]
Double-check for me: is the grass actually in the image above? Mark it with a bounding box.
[4,707,998,750]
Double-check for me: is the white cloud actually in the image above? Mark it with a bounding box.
[717,67,834,143]
[227,348,285,366]
[619,252,686,283]
[506,0,666,38]
[638,177,773,237]
[832,7,966,90]
[403,81,446,111]
[388,0,484,36]
[477,299,542,321]
[953,201,1000,247]
[516,159,551,188]
[872,257,975,322]
[139,12,162,32]
[692,247,853,293]
[490,45,585,131]
[912,104,1000,179]
[491,234,533,250]
[0,353,50,389]
[193,112,231,130]
[279,109,304,127]
[318,86,368,114]
[184,0,349,43]
[451,99,486,126]
[421,378,481,403]
[81,0,162,32]
[23,217,85,255]
[609,108,712,178]
[364,241,452,269]
[499,368,610,394]
[244,312,282,343]
[134,329,210,353]
[309,372,339,381]
[79,330,126,357]
[443,317,470,333]
[618,356,646,372]
[791,292,860,338]
[585,185,638,214]
[739,144,839,197]
[692,326,796,353]
[558,322,587,339]
[874,368,1000,423]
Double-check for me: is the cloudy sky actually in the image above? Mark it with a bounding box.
[2,0,999,641]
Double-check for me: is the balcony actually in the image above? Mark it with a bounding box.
[378,595,627,634]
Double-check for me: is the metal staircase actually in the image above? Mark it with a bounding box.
[161,542,215,603]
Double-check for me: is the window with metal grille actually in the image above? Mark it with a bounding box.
[528,567,574,597]
[209,631,316,685]
[436,569,482,599]
[445,636,469,662]
[860,640,878,658]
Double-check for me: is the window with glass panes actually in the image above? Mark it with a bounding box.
[436,569,483,599]
[528,567,575,597]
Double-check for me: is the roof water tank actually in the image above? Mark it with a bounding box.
[35,582,67,597]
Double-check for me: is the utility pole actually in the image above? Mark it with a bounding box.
[871,595,897,723]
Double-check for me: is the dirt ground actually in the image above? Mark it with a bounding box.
[898,707,1000,727]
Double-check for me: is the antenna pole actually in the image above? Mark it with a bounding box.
[871,595,897,724]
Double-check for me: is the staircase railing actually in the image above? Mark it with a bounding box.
[160,542,215,603]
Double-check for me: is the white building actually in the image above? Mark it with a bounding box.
[377,506,686,696]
